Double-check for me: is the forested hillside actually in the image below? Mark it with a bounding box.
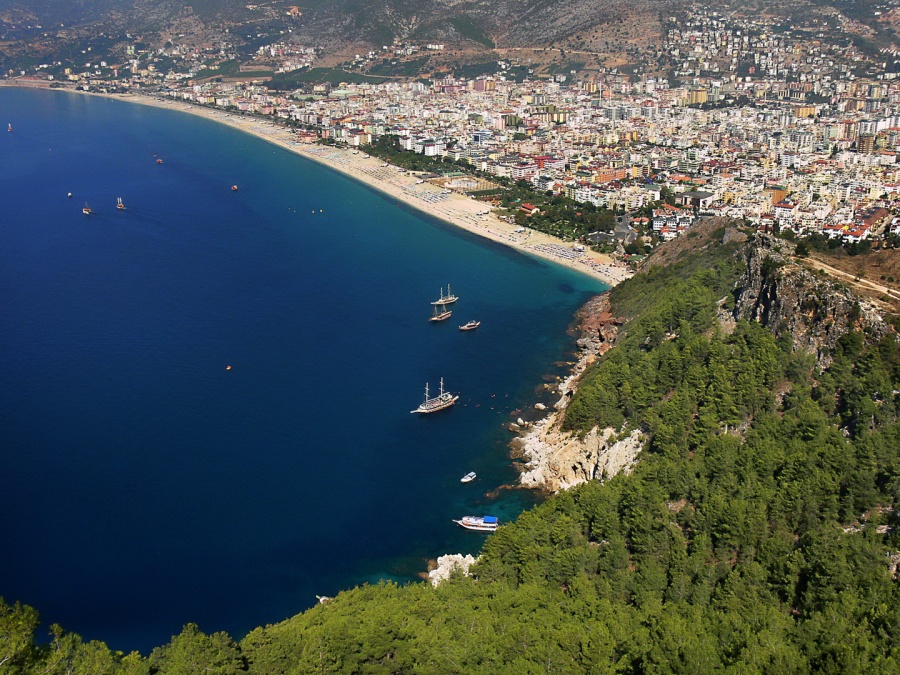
[3,226,900,673]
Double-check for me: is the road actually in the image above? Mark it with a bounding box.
[804,255,900,309]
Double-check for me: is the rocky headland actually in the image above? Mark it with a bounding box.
[512,225,896,494]
[512,293,645,493]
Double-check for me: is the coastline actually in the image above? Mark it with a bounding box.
[8,84,635,490]
[52,87,630,288]
[512,293,644,493]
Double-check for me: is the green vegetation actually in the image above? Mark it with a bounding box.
[361,135,456,173]
[450,61,501,80]
[608,239,744,321]
[368,57,431,78]
[266,68,386,90]
[547,61,586,75]
[6,233,900,672]
[565,259,744,433]
[448,16,496,48]
[500,186,616,241]
[359,137,618,243]
[192,59,242,80]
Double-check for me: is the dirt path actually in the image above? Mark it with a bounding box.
[803,255,900,311]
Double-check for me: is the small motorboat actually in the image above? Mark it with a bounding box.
[459,321,480,331]
[460,471,476,483]
[231,185,239,191]
[453,515,498,532]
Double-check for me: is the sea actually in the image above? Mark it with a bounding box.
[0,87,606,653]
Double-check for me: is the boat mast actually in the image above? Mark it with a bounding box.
[424,382,430,403]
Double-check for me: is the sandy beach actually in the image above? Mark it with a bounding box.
[76,90,632,287]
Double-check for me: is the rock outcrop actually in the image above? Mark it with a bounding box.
[733,234,891,369]
[428,554,478,587]
[513,293,644,493]
[515,421,643,492]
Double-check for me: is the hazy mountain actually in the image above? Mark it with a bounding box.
[0,0,704,50]
[1,0,897,78]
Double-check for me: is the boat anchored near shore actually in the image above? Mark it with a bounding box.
[431,285,458,305]
[453,515,498,532]
[430,303,452,322]
[411,378,458,414]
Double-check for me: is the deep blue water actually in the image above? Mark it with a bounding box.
[0,88,605,653]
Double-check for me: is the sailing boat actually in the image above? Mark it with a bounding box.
[117,197,125,210]
[82,202,92,215]
[430,303,452,322]
[431,285,458,305]
[410,378,459,414]
[7,123,11,133]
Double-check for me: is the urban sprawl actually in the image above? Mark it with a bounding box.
[13,7,900,251]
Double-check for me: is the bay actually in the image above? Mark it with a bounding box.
[0,87,605,652]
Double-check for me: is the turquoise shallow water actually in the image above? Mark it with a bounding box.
[0,88,606,652]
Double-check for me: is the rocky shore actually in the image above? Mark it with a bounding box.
[512,293,645,493]
[428,554,478,587]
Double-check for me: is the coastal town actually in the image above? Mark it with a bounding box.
[6,4,900,259]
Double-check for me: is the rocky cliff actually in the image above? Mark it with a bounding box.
[514,421,643,492]
[732,233,891,369]
[514,228,895,493]
[513,293,645,493]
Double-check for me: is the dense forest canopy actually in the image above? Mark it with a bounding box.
[3,226,900,673]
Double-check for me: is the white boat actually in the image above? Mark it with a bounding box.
[430,304,452,322]
[431,285,458,305]
[460,471,476,483]
[453,515,498,531]
[459,320,480,331]
[116,197,125,210]
[411,378,458,414]
[82,202,92,215]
